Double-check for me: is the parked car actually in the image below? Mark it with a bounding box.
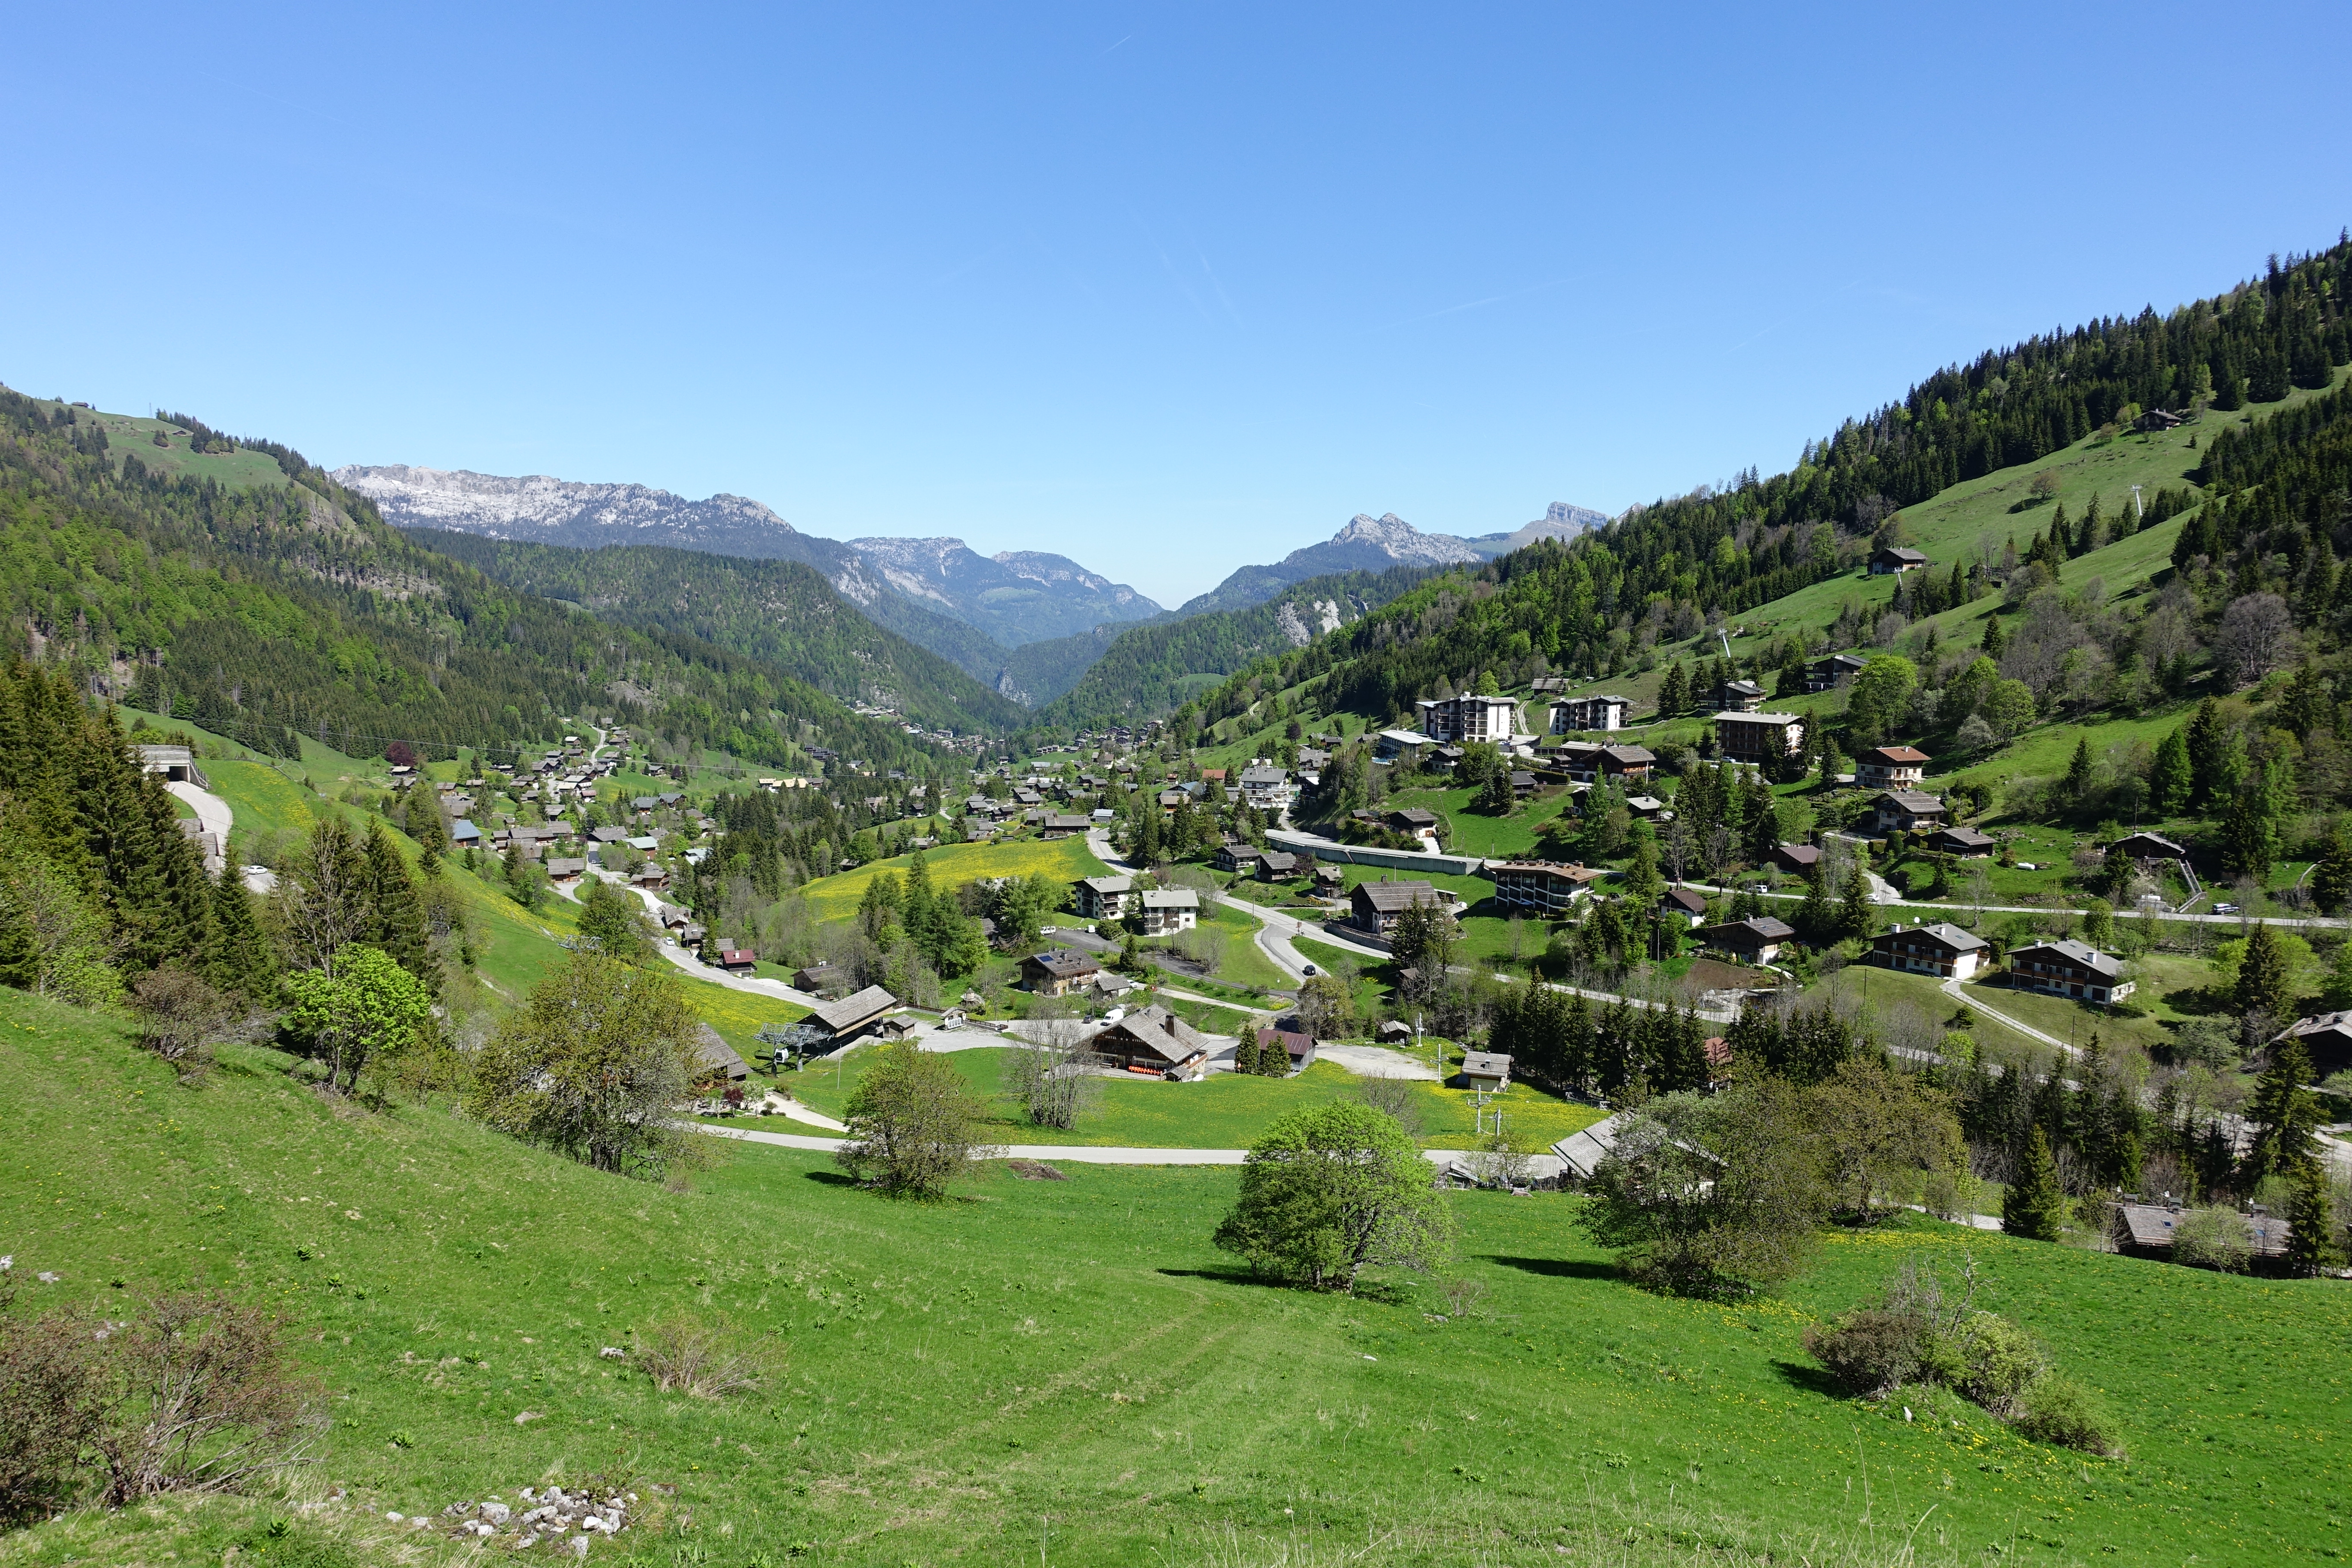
[1301,963,1318,977]
[2214,902,2241,914]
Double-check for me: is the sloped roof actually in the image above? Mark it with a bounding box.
[1356,880,1443,913]
[809,985,900,1034]
[1716,710,1802,726]
[2011,939,2124,980]
[1876,790,1947,813]
[1879,921,1986,953]
[1860,746,1930,765]
[1553,1111,1633,1180]
[1025,948,1100,979]
[1096,1005,1209,1066]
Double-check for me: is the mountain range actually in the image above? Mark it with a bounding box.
[330,465,1164,652]
[334,463,1608,707]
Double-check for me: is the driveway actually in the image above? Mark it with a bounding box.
[1938,976,2073,1054]
[1317,1044,1440,1081]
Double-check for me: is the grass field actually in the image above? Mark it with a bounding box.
[795,837,1110,919]
[3,989,2347,1566]
[764,1041,1602,1156]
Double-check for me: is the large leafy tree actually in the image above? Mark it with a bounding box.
[282,944,435,1096]
[468,953,699,1178]
[1213,1101,1456,1292]
[833,1038,986,1199]
[1581,1080,1828,1296]
[1843,655,1917,750]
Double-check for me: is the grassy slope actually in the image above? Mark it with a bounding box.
[767,1045,1602,1155]
[794,838,1111,921]
[3,991,2346,1567]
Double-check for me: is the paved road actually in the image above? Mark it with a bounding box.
[693,1120,1567,1178]
[1714,879,2350,932]
[167,779,233,844]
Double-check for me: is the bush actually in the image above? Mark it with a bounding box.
[634,1314,768,1399]
[2012,1373,2124,1456]
[0,1303,110,1523]
[0,1287,322,1517]
[1804,1260,2120,1455]
[2171,1206,2253,1273]
[129,968,239,1071]
[1804,1307,1940,1398]
[1954,1310,2048,1418]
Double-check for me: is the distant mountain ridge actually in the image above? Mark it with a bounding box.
[1174,504,1607,617]
[331,464,1163,652]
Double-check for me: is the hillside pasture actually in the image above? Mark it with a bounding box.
[0,989,2346,1566]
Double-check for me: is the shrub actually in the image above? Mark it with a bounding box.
[1954,1311,2048,1418]
[634,1314,767,1399]
[0,1288,321,1516]
[95,1292,324,1504]
[2171,1206,2252,1273]
[2012,1374,2125,1456]
[1804,1307,1939,1398]
[129,969,239,1071]
[0,1304,110,1523]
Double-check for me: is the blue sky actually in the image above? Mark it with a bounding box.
[5,3,2348,606]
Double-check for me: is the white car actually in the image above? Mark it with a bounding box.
[2214,902,2241,915]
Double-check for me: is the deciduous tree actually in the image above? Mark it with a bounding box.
[1213,1101,1456,1291]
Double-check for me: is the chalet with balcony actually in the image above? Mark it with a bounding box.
[1868,920,1987,980]
[1870,790,1949,835]
[1855,745,1929,790]
[2006,940,2132,1003]
[1715,711,1805,761]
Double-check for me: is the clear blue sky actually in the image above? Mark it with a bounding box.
[5,3,2347,606]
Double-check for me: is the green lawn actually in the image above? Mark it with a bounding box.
[1384,783,1578,860]
[769,1041,1599,1155]
[795,837,1109,919]
[1195,899,1293,991]
[4,989,2347,1566]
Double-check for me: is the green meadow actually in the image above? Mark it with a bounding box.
[2,990,2345,1567]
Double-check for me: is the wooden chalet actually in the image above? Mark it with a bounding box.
[1868,920,1988,981]
[1021,949,1102,997]
[807,984,900,1041]
[1091,1006,1211,1076]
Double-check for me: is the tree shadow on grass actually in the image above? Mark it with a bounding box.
[801,1170,861,1186]
[1155,1267,1316,1294]
[1770,1360,1843,1398]
[1483,1255,1618,1281]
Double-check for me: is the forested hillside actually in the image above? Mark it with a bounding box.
[403,531,1030,734]
[0,391,953,772]
[1035,562,1443,728]
[1173,239,2352,738]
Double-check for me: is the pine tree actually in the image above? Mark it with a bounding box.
[2283,1166,2339,1278]
[1837,860,1873,943]
[2314,822,2352,915]
[1657,662,1688,719]
[2220,771,2282,879]
[2003,1127,2068,1242]
[2233,922,2293,1031]
[2184,698,2227,807]
[202,872,277,1002]
[2149,727,2192,812]
[1796,867,1835,944]
[2276,662,2330,740]
[2243,1035,2322,1185]
[1980,615,2005,658]
[2064,736,2095,799]
[362,818,437,996]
